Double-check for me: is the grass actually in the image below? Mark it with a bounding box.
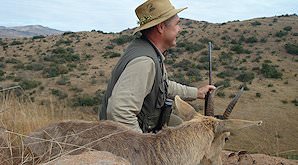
[0,87,97,164]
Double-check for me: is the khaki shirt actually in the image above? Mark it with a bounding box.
[106,55,197,132]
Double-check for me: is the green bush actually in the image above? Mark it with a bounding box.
[251,21,261,26]
[245,36,258,43]
[261,63,282,79]
[32,35,45,40]
[186,68,202,81]
[216,70,234,79]
[43,64,69,77]
[111,35,134,45]
[10,40,23,45]
[55,39,73,46]
[102,51,121,58]
[231,44,251,54]
[283,26,292,31]
[19,79,41,90]
[275,31,288,37]
[284,43,298,55]
[25,63,44,71]
[51,89,68,99]
[214,79,231,88]
[173,59,192,70]
[177,41,204,53]
[236,72,255,82]
[72,95,99,106]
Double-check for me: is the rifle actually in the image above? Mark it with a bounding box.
[204,42,213,116]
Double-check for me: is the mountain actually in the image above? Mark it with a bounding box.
[0,25,63,38]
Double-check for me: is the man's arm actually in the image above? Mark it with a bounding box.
[106,56,156,132]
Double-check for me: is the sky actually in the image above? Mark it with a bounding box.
[1,0,297,33]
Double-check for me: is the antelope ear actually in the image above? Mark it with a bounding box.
[174,95,198,121]
[215,119,262,134]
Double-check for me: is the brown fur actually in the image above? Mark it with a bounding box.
[24,96,262,165]
[24,117,219,165]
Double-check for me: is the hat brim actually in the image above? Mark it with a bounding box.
[133,7,187,34]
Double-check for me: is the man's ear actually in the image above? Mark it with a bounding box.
[156,23,165,34]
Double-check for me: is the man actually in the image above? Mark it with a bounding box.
[100,0,215,133]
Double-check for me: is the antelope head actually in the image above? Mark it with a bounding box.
[174,95,262,165]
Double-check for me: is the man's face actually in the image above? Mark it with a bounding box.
[162,15,181,49]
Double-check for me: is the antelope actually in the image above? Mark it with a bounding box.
[24,87,262,165]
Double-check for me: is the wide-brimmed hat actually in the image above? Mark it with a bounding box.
[133,0,187,34]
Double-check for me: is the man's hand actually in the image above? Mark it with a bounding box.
[197,85,216,99]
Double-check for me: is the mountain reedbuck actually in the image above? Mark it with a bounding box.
[24,88,262,165]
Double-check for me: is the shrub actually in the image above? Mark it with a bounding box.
[186,68,202,81]
[19,79,41,90]
[177,41,204,53]
[43,64,69,77]
[111,35,134,45]
[214,79,231,88]
[291,99,298,106]
[261,63,282,79]
[56,76,70,85]
[51,88,68,99]
[236,72,255,82]
[245,36,258,43]
[25,63,44,71]
[284,43,298,55]
[216,70,234,79]
[102,51,121,58]
[173,59,192,70]
[256,92,261,98]
[32,35,45,40]
[275,31,288,37]
[251,21,261,26]
[10,40,23,45]
[72,95,99,106]
[0,69,5,77]
[55,39,72,46]
[5,58,21,64]
[283,26,292,31]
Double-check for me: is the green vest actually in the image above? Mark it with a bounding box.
[99,37,167,133]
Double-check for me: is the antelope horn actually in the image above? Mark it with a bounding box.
[222,87,244,119]
[205,85,224,116]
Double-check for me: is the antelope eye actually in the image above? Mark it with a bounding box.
[224,137,229,142]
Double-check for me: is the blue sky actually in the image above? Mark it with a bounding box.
[1,0,297,32]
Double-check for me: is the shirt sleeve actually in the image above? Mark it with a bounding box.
[167,80,198,100]
[106,56,156,132]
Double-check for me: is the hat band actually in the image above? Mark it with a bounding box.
[137,7,173,26]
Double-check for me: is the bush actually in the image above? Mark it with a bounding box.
[214,79,231,88]
[251,21,262,26]
[261,63,282,79]
[256,92,261,98]
[102,51,121,58]
[72,95,99,106]
[231,44,251,54]
[177,41,204,53]
[32,35,45,40]
[173,59,192,70]
[25,63,44,71]
[236,72,255,82]
[284,43,298,55]
[275,31,288,37]
[283,26,292,31]
[43,64,69,77]
[245,36,258,43]
[111,35,134,45]
[19,79,41,90]
[51,89,68,99]
[10,40,23,45]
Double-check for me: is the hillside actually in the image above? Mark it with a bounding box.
[0,25,63,38]
[0,14,297,159]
